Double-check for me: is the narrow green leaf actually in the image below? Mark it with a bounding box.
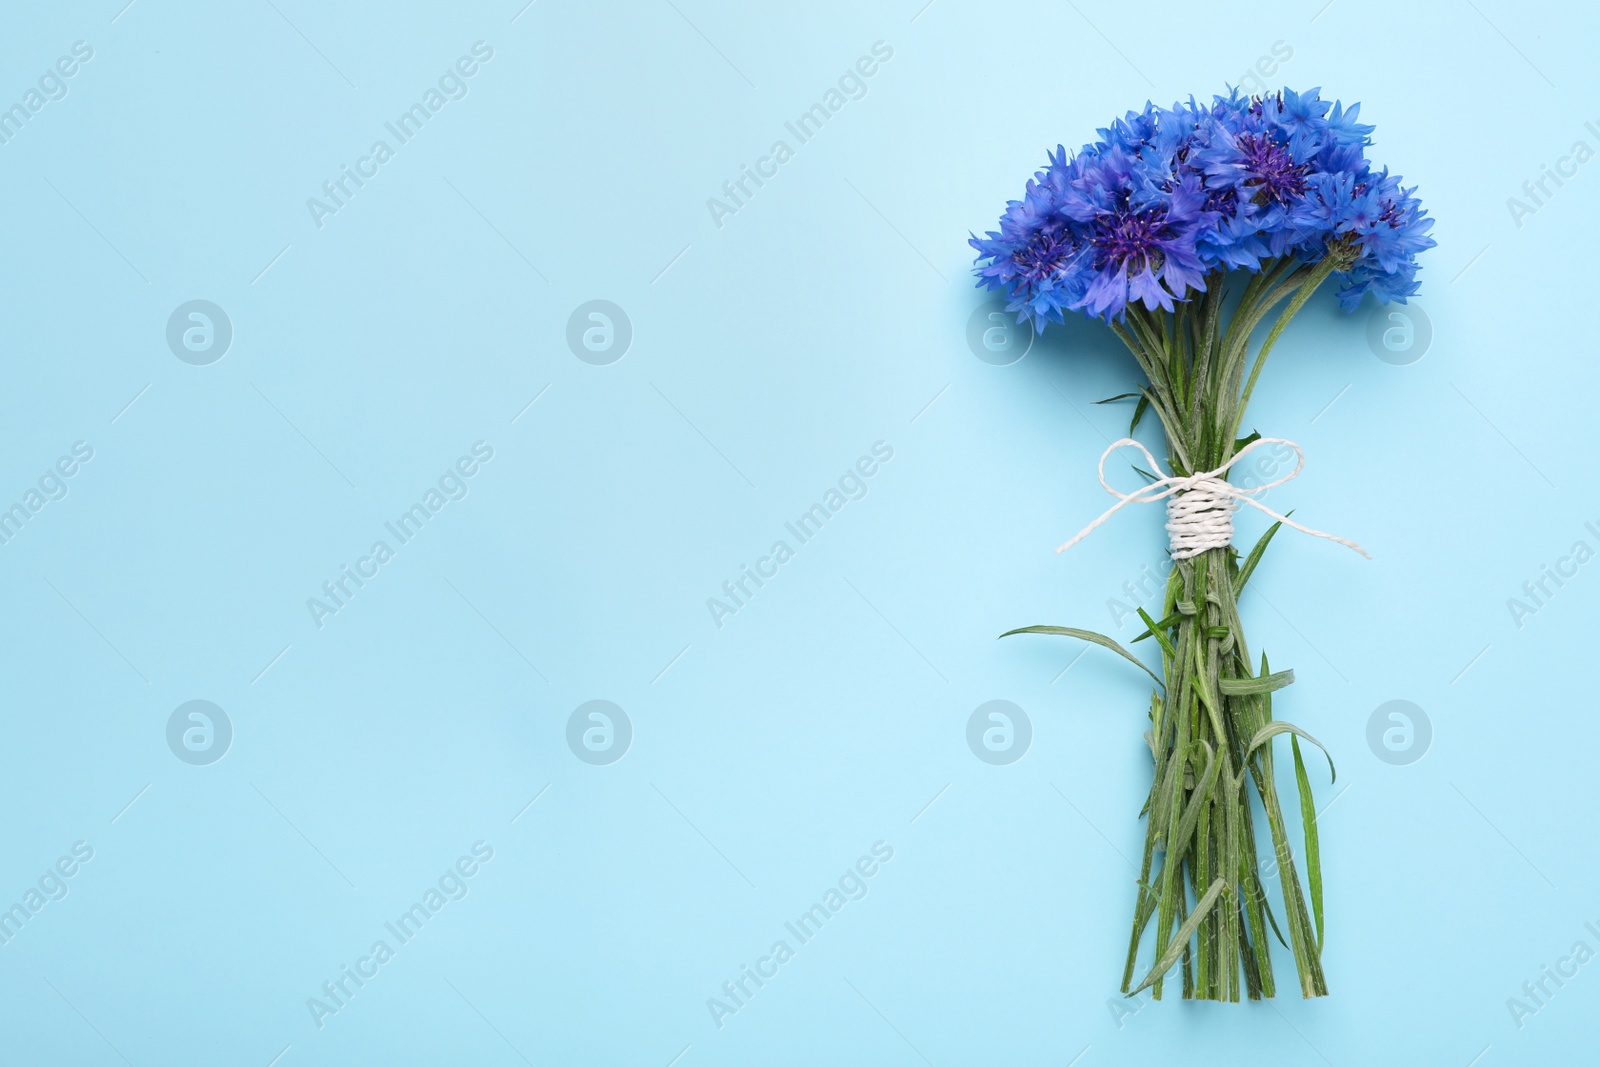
[1218,669,1295,696]
[1232,514,1294,595]
[1234,430,1262,452]
[1135,608,1177,660]
[1128,878,1228,997]
[998,625,1164,688]
[1260,892,1289,950]
[1292,736,1324,951]
[1167,742,1220,860]
[1094,392,1142,405]
[1130,394,1150,434]
[1131,610,1181,643]
[1239,721,1336,787]
[1191,671,1221,722]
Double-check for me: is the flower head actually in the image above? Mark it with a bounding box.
[971,87,1435,326]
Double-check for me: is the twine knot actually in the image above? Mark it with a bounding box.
[1055,437,1369,561]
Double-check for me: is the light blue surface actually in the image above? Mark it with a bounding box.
[0,1,1594,1063]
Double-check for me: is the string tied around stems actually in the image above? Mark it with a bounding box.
[1055,437,1370,561]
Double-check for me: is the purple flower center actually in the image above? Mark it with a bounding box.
[1237,134,1308,205]
[1091,208,1169,272]
[1011,231,1073,284]
[1203,186,1239,220]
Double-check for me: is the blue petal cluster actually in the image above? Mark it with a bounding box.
[971,88,1437,327]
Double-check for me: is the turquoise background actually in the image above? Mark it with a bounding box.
[0,0,1593,1063]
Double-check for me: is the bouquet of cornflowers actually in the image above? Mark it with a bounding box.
[973,88,1434,1001]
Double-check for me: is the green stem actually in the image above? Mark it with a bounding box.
[1229,253,1341,444]
[1111,249,1338,1002]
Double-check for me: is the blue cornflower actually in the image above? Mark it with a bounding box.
[971,86,1436,327]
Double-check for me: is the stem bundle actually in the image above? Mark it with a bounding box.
[1008,252,1353,1000]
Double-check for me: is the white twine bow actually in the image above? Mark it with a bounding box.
[1055,437,1370,561]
